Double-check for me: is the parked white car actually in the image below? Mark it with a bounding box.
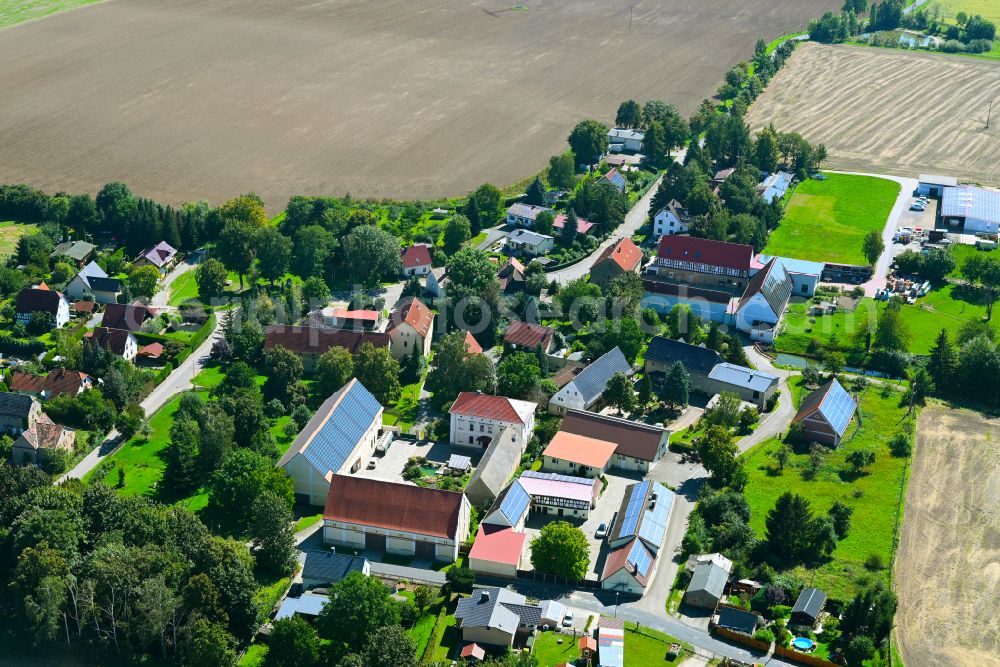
[562,611,574,627]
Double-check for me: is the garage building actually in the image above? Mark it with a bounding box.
[940,185,1000,234]
[322,475,470,563]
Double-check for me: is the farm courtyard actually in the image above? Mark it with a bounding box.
[894,406,1000,667]
[745,43,1000,187]
[0,0,838,209]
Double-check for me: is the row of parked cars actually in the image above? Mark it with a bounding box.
[909,195,930,212]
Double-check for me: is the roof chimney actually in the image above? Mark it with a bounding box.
[480,590,491,603]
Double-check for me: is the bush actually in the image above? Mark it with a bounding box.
[939,39,965,53]
[266,398,285,419]
[865,553,885,571]
[753,628,776,644]
[889,431,912,457]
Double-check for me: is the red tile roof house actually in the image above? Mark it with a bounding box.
[464,331,483,356]
[553,213,596,235]
[400,243,433,278]
[86,327,139,362]
[497,258,526,294]
[386,297,434,359]
[590,237,643,290]
[318,307,383,331]
[134,241,178,273]
[11,369,92,401]
[264,325,391,373]
[503,320,555,353]
[9,412,75,466]
[468,524,527,579]
[792,379,858,447]
[323,474,471,563]
[542,431,618,478]
[449,391,537,450]
[15,285,71,329]
[654,236,755,293]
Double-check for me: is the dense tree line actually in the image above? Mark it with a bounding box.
[0,465,260,665]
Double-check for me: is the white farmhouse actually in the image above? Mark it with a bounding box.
[278,378,384,506]
[548,346,632,415]
[449,392,536,450]
[652,200,691,237]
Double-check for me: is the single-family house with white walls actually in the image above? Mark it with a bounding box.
[279,378,384,506]
[652,200,691,237]
[449,392,536,450]
[386,297,434,359]
[608,128,644,153]
[400,244,433,277]
[506,229,554,257]
[548,346,632,415]
[84,327,138,362]
[15,285,70,328]
[65,262,122,303]
[734,258,793,342]
[506,203,553,227]
[426,267,447,298]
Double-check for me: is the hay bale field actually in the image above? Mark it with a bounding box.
[0,0,837,209]
[745,43,1000,186]
[894,406,1000,667]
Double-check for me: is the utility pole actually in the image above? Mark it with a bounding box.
[628,3,633,32]
[987,98,994,130]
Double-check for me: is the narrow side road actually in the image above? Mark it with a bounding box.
[57,316,224,483]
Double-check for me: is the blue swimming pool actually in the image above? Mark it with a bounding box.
[792,637,815,651]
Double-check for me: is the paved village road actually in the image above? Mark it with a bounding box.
[57,316,224,483]
[546,173,663,285]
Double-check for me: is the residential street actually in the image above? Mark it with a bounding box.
[57,314,224,483]
[738,346,797,454]
[150,250,203,308]
[546,173,663,284]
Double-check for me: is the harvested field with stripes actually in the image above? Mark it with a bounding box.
[745,43,1000,186]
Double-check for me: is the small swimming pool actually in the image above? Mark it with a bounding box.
[791,637,815,651]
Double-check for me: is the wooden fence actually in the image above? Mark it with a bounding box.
[712,627,840,667]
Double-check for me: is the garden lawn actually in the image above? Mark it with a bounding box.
[623,623,687,665]
[406,613,437,659]
[532,632,580,666]
[777,285,995,357]
[937,0,1000,24]
[429,613,457,661]
[0,0,103,29]
[167,271,199,306]
[238,644,268,667]
[0,221,38,256]
[764,173,899,265]
[740,386,912,600]
[949,242,998,277]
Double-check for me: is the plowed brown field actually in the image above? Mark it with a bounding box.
[894,405,1000,667]
[746,43,1000,186]
[0,0,837,210]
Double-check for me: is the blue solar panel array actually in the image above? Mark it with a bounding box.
[521,470,594,486]
[302,381,382,475]
[637,482,673,551]
[626,539,653,577]
[617,480,651,539]
[499,480,530,524]
[819,380,856,436]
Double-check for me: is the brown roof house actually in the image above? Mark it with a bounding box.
[503,320,555,353]
[323,475,471,563]
[15,285,70,329]
[386,297,434,359]
[264,325,390,373]
[10,412,75,466]
[85,327,139,362]
[279,378,385,506]
[497,258,526,294]
[560,408,669,473]
[401,244,433,278]
[11,369,93,401]
[590,237,643,290]
[134,241,178,272]
[0,393,42,437]
[792,379,857,447]
[101,303,153,332]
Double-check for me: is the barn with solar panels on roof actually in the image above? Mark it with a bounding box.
[602,480,675,595]
[792,378,858,447]
[278,378,385,506]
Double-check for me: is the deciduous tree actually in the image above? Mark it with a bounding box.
[530,521,590,580]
